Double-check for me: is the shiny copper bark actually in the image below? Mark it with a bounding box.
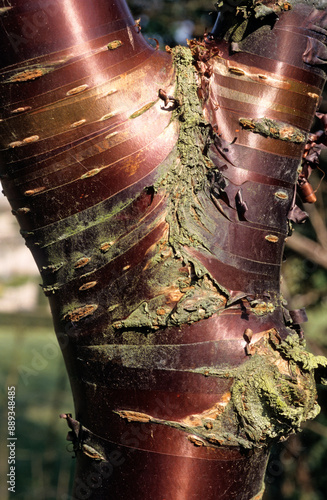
[1,1,327,499]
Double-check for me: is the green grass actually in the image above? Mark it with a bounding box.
[0,324,75,500]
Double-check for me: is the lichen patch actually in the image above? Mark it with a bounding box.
[113,274,226,331]
[64,304,98,322]
[107,40,123,50]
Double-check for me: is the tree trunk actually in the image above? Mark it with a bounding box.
[1,1,327,499]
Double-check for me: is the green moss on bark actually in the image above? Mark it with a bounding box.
[115,330,327,449]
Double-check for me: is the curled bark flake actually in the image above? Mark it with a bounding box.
[134,18,141,33]
[306,9,327,36]
[158,89,178,110]
[208,169,232,220]
[231,41,242,52]
[148,37,160,50]
[227,291,248,306]
[8,141,23,148]
[298,178,317,204]
[235,189,248,220]
[228,66,246,76]
[42,285,60,296]
[245,329,272,355]
[16,207,31,214]
[250,300,275,316]
[105,131,118,140]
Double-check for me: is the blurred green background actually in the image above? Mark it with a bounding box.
[1,1,327,499]
[0,322,75,500]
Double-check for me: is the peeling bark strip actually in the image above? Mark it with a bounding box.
[0,1,327,499]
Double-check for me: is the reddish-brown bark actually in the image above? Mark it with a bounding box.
[1,1,327,499]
